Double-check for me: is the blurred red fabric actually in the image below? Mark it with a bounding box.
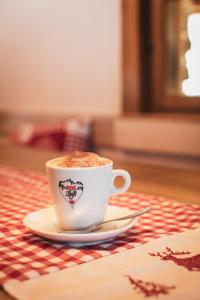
[11,118,92,152]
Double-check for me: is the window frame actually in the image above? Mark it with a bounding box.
[122,0,200,114]
[151,0,200,112]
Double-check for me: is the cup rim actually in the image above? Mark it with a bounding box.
[45,158,113,170]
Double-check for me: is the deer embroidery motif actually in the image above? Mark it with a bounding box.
[125,275,175,297]
[149,247,200,271]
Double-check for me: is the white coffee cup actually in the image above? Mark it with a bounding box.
[46,159,131,230]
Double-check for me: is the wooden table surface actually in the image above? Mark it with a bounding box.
[1,139,200,204]
[0,140,200,299]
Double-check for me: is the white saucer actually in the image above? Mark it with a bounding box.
[23,205,138,247]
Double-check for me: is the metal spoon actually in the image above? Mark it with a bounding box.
[58,207,150,234]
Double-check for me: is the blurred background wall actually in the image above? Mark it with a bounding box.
[0,0,199,170]
[0,0,121,116]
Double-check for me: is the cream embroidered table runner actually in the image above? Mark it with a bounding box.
[4,227,200,300]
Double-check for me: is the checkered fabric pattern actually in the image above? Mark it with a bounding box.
[11,118,92,152]
[0,165,200,284]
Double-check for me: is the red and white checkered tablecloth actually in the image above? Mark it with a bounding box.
[0,165,200,284]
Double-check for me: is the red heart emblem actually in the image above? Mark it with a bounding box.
[59,179,84,208]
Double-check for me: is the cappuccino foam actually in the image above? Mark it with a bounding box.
[49,151,112,168]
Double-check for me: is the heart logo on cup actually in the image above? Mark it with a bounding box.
[59,179,84,208]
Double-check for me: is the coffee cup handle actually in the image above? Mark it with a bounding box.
[110,169,131,195]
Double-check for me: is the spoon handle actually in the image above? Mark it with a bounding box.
[58,207,150,234]
[97,207,150,226]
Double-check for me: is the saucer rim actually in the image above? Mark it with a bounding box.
[23,205,138,243]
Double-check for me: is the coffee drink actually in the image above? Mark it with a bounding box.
[46,151,131,230]
[49,151,112,168]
